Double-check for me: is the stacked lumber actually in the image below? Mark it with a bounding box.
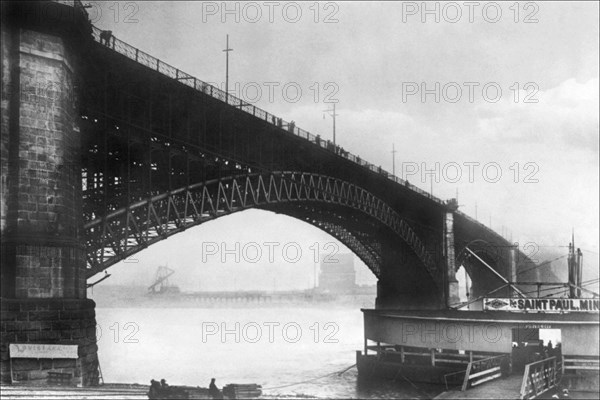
[179,386,211,399]
[222,383,262,399]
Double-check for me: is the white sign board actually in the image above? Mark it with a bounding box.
[483,298,600,313]
[9,344,78,359]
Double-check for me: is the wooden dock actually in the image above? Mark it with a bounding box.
[434,375,524,399]
[0,384,149,400]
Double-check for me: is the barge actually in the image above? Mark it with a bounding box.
[357,305,599,396]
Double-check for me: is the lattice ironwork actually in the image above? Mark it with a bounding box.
[84,172,439,282]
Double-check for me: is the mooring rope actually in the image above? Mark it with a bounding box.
[395,373,432,399]
[262,364,356,390]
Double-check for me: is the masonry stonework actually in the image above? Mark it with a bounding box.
[1,1,98,385]
[0,299,99,385]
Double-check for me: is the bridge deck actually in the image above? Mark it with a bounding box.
[88,25,448,204]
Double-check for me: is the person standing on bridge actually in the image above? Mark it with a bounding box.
[100,30,114,48]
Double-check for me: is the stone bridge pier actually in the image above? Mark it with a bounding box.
[1,1,99,385]
[375,199,461,310]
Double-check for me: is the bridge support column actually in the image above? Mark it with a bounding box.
[375,279,445,310]
[444,200,460,308]
[1,2,98,385]
[375,245,445,310]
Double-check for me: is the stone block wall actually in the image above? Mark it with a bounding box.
[1,0,98,386]
[1,13,86,299]
[0,298,99,385]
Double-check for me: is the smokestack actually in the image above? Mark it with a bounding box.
[576,248,583,297]
[509,246,517,297]
[568,238,577,298]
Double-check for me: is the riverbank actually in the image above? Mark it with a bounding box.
[0,383,149,399]
[1,381,439,399]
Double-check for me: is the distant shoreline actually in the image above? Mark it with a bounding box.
[88,285,376,309]
[92,297,376,309]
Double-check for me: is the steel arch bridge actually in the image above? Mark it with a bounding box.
[84,172,439,281]
[0,1,550,387]
[68,12,537,307]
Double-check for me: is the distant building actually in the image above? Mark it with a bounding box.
[317,253,357,294]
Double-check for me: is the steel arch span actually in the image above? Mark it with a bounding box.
[84,171,440,285]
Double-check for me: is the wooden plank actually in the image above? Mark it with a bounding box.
[461,363,473,391]
[519,364,531,399]
[403,351,430,356]
[435,359,470,364]
[469,366,501,380]
[0,385,148,400]
[471,372,502,387]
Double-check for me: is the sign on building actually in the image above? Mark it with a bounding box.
[9,343,78,359]
[483,298,600,313]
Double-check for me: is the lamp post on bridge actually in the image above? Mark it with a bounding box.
[391,143,397,177]
[223,34,233,104]
[323,102,338,145]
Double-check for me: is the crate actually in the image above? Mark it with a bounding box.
[48,371,73,385]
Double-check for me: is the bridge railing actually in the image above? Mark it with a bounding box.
[461,354,509,391]
[562,355,599,372]
[88,25,448,207]
[51,0,84,6]
[519,356,560,400]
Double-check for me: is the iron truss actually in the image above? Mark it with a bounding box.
[84,172,440,284]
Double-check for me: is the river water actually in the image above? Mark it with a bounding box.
[95,306,444,399]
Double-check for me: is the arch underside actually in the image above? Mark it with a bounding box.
[84,172,441,289]
[261,202,384,276]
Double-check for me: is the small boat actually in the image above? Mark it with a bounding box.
[147,380,262,400]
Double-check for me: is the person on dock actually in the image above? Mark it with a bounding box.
[148,379,161,399]
[160,378,169,389]
[209,378,223,399]
[159,378,172,396]
[500,356,511,377]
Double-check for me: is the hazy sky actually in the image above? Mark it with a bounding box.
[86,2,599,290]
